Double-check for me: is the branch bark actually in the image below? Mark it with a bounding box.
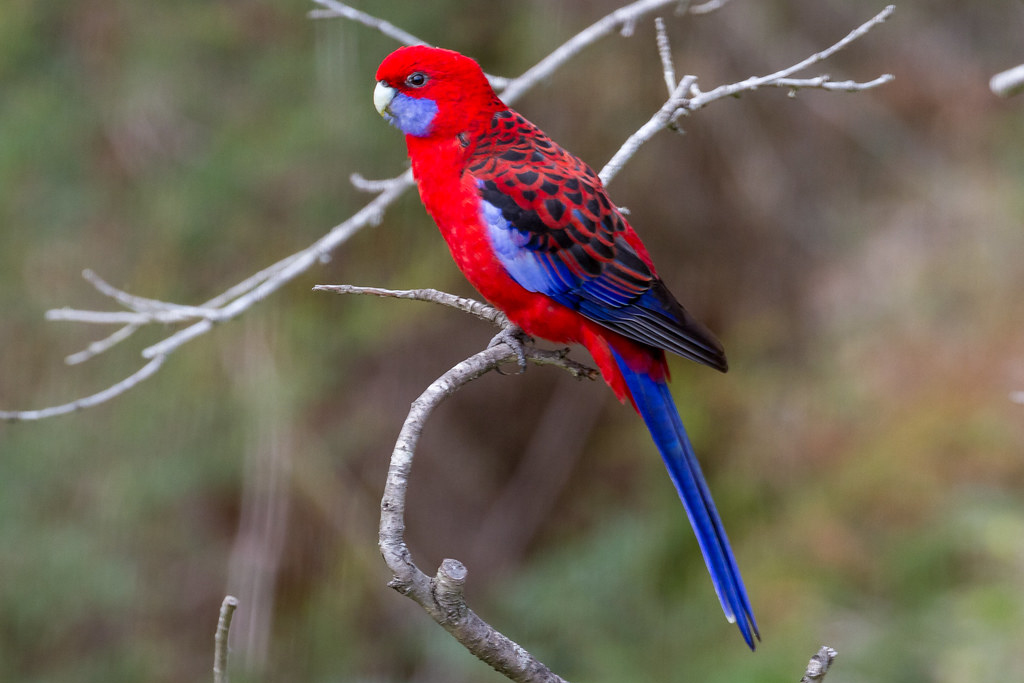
[379,344,578,683]
[800,646,838,683]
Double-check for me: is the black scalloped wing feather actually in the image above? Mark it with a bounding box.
[467,109,726,372]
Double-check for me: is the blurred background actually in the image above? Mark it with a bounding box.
[2,1,1023,681]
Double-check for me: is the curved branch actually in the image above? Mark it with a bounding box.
[363,289,838,682]
[379,343,592,683]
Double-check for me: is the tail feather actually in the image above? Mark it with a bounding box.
[611,349,759,649]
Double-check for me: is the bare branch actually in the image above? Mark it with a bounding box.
[142,171,413,360]
[773,74,896,93]
[78,268,207,315]
[313,284,508,326]
[308,1,511,90]
[44,309,187,325]
[379,343,594,683]
[688,0,732,16]
[800,646,838,683]
[349,171,409,194]
[600,74,695,185]
[307,0,427,47]
[5,170,407,419]
[313,284,598,380]
[498,0,686,104]
[214,596,239,683]
[654,17,677,96]
[991,64,1024,98]
[769,5,894,79]
[0,355,166,421]
[686,6,894,108]
[600,5,894,183]
[64,324,140,365]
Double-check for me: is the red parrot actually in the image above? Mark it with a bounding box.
[374,45,758,648]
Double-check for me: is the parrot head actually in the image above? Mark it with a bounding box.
[374,45,503,138]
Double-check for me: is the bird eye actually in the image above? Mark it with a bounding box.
[405,72,428,88]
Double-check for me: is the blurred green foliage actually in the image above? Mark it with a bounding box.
[2,1,1024,681]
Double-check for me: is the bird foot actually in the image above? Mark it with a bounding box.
[488,325,531,374]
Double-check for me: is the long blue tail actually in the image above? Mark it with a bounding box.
[612,350,759,649]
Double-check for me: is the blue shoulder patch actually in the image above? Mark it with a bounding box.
[480,196,575,296]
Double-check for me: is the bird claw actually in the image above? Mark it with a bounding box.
[488,325,531,374]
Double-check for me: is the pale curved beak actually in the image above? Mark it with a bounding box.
[374,81,396,117]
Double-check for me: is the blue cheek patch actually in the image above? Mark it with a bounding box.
[387,93,438,137]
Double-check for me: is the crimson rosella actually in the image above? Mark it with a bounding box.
[374,45,758,648]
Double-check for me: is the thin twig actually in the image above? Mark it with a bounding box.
[349,172,409,194]
[308,0,511,90]
[46,308,218,325]
[313,284,597,380]
[689,5,895,109]
[80,268,211,314]
[499,0,684,104]
[654,17,676,95]
[214,596,240,683]
[64,323,140,365]
[600,75,695,185]
[774,74,896,93]
[0,355,166,421]
[991,64,1024,98]
[600,5,894,183]
[313,284,508,326]
[688,0,732,15]
[141,170,414,361]
[307,0,427,47]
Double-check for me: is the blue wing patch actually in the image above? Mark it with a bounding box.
[481,198,575,295]
[477,185,727,372]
